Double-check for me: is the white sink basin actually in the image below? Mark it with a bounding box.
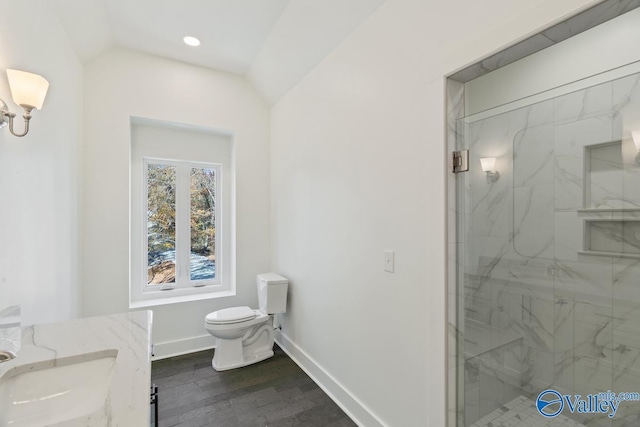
[0,350,118,427]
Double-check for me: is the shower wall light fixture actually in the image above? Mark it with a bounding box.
[632,131,640,164]
[480,157,500,182]
[0,69,49,137]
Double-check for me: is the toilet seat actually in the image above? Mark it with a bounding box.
[206,306,256,325]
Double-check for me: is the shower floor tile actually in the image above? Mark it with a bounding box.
[470,395,585,427]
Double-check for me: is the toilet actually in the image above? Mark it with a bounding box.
[204,273,288,371]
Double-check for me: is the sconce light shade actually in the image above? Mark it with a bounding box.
[0,69,49,137]
[631,131,640,164]
[480,157,499,182]
[632,130,640,152]
[480,157,496,172]
[7,69,49,110]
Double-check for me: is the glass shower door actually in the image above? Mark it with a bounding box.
[456,72,640,427]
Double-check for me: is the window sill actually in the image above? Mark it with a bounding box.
[129,289,235,309]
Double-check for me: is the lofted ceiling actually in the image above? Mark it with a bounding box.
[50,0,386,103]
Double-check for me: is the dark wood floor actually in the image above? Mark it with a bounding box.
[151,344,357,427]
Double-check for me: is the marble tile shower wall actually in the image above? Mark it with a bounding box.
[447,79,466,427]
[461,72,640,427]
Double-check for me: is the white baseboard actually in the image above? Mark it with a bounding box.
[275,332,387,427]
[152,334,216,361]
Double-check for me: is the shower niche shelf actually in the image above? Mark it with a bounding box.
[578,250,640,259]
[579,218,640,259]
[577,208,640,222]
[580,141,640,258]
[578,208,640,214]
[582,140,640,213]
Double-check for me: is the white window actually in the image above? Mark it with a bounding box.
[144,159,220,290]
[130,119,234,307]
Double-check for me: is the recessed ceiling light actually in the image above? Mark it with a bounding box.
[183,36,200,47]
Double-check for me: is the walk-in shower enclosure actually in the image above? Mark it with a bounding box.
[447,1,640,426]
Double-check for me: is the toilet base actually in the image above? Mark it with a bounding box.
[211,322,275,371]
[212,346,274,371]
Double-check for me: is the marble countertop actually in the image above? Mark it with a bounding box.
[0,311,153,426]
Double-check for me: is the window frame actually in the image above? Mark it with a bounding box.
[142,158,223,292]
[129,119,235,308]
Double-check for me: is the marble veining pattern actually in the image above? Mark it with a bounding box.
[587,221,640,255]
[554,83,612,126]
[554,115,613,212]
[513,124,554,188]
[0,306,20,357]
[0,311,152,426]
[457,68,640,426]
[513,185,554,259]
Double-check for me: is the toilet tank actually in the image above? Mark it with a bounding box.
[257,273,288,314]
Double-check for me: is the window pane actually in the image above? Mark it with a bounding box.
[147,164,176,285]
[190,167,216,281]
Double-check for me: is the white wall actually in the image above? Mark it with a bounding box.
[466,6,640,114]
[247,0,386,104]
[0,1,82,326]
[269,0,599,425]
[82,48,270,357]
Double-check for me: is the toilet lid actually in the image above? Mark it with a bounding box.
[206,306,256,324]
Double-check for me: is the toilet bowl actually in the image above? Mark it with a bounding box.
[204,273,288,371]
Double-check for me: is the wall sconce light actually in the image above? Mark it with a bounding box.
[0,69,49,137]
[480,157,500,182]
[632,131,640,164]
